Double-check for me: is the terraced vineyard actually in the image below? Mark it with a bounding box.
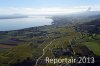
[0,17,100,66]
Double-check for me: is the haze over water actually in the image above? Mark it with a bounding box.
[0,16,53,31]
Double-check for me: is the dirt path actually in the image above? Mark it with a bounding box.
[35,39,55,66]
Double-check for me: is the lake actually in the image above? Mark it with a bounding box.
[0,16,53,31]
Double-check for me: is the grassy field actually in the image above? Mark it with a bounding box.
[85,41,100,56]
[0,25,99,66]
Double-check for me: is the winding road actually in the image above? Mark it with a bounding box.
[35,39,55,66]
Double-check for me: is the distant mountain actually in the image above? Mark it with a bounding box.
[0,14,28,19]
[52,11,100,26]
[72,11,100,16]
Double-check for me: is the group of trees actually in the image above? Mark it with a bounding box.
[10,57,36,66]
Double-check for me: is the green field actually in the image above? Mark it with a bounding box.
[85,41,100,56]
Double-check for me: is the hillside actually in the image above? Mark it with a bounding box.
[0,12,100,66]
[52,11,100,26]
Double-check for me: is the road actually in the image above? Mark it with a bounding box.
[35,39,55,66]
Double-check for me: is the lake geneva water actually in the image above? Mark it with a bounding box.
[0,16,53,31]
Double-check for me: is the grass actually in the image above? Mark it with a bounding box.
[85,41,100,56]
[0,25,99,66]
[96,35,100,39]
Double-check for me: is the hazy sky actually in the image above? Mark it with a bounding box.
[0,0,100,15]
[0,0,99,8]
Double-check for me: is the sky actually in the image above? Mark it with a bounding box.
[0,0,100,15]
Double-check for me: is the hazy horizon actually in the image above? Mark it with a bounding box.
[0,0,100,31]
[0,0,100,15]
[0,16,53,31]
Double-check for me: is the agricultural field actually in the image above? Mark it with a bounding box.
[0,16,100,66]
